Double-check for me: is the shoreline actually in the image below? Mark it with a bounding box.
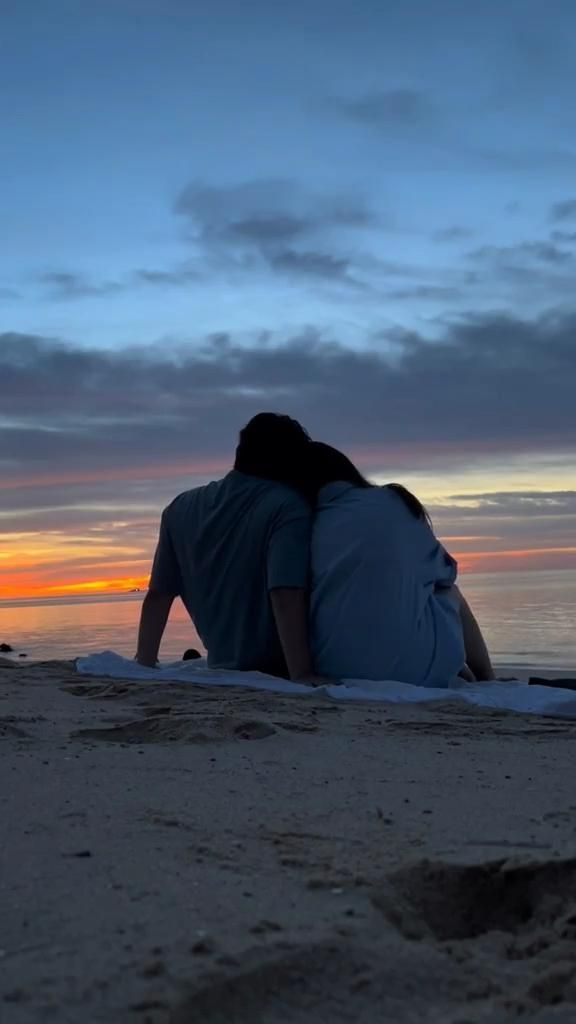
[3,659,576,1022]
[497,664,576,680]
[2,655,576,681]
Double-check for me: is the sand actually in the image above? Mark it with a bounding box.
[2,661,576,1023]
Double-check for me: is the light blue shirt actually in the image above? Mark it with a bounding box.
[311,483,465,685]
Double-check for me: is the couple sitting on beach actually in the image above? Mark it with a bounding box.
[136,413,494,686]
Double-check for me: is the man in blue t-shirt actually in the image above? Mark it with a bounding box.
[135,413,321,682]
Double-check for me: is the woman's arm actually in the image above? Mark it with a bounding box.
[453,585,495,681]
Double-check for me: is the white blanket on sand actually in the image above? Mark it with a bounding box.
[77,651,576,719]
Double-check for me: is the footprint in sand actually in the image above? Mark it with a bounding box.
[0,719,30,739]
[72,715,276,745]
[62,682,134,699]
[169,937,480,1024]
[373,856,576,943]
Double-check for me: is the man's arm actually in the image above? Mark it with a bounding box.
[269,587,314,681]
[136,589,175,667]
[135,507,181,667]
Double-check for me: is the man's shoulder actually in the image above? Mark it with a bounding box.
[227,472,310,509]
[164,480,218,516]
[263,483,312,521]
[165,473,310,522]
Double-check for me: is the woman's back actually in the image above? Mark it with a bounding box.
[310,483,465,684]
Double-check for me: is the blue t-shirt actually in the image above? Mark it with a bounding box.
[310,483,465,685]
[150,471,312,674]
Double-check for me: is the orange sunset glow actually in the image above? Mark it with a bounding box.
[4,552,576,602]
[3,531,576,602]
[4,554,576,602]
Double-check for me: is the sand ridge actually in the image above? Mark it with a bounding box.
[2,660,576,1022]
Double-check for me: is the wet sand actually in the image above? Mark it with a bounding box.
[2,659,576,1023]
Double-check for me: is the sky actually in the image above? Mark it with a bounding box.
[1,0,576,599]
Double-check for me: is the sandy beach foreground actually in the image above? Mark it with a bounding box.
[3,661,576,1023]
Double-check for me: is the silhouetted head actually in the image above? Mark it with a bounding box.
[307,441,430,523]
[234,412,311,488]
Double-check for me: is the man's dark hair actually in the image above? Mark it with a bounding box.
[234,412,311,488]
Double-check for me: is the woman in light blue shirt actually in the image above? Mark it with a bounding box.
[308,443,494,686]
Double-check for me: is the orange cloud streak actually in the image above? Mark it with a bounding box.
[455,547,576,574]
[45,576,150,595]
[0,573,151,601]
[0,459,229,491]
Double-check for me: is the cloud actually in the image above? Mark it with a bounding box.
[35,264,203,301]
[387,285,465,302]
[268,249,362,287]
[433,491,576,517]
[37,177,568,312]
[175,179,377,238]
[333,89,436,129]
[40,271,123,300]
[175,178,481,300]
[550,198,576,222]
[550,229,576,244]
[173,178,379,288]
[470,241,574,267]
[433,227,475,243]
[2,317,575,586]
[222,214,309,246]
[429,490,576,561]
[475,147,576,173]
[461,239,576,306]
[28,182,381,303]
[1,310,575,502]
[133,265,200,287]
[331,91,576,174]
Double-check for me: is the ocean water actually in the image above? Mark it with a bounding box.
[0,569,575,671]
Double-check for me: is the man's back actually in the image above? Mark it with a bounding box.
[151,471,312,674]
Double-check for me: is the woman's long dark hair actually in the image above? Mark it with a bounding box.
[308,441,431,524]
